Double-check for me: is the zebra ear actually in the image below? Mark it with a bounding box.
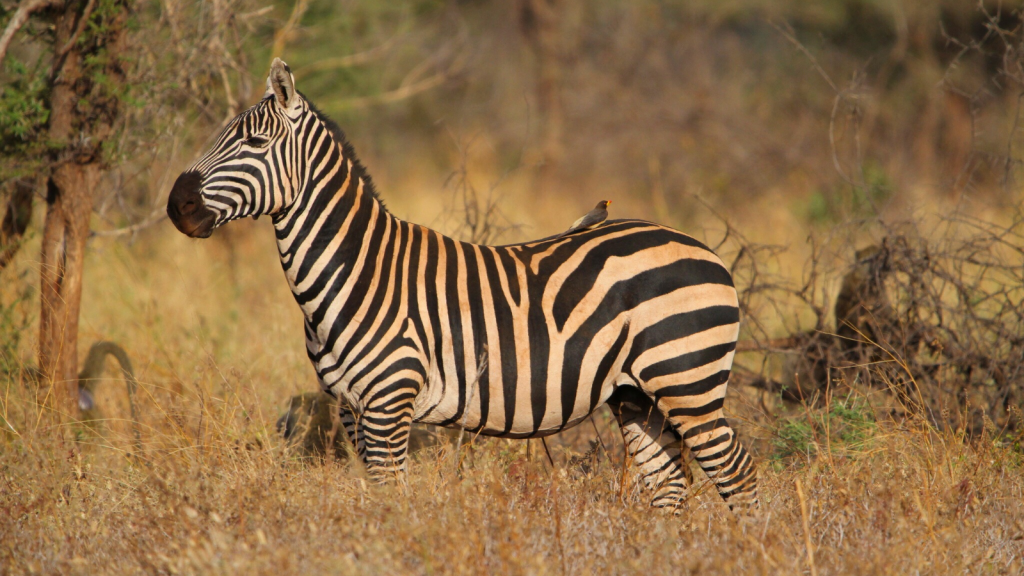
[267,58,298,111]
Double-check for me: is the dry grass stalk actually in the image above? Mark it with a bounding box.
[796,478,818,576]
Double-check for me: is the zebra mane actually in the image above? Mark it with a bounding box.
[300,93,389,214]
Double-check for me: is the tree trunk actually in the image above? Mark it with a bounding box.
[37,0,106,417]
[39,166,100,415]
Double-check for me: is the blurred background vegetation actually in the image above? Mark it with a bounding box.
[6,0,1020,235]
[234,0,1024,230]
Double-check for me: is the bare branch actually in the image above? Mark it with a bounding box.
[54,0,96,61]
[271,0,309,59]
[90,208,166,238]
[0,0,61,66]
[335,69,451,110]
[292,33,402,78]
[237,5,273,21]
[769,20,838,93]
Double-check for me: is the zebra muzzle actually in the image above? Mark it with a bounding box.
[167,171,217,238]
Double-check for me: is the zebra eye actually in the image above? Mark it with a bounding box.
[243,135,270,148]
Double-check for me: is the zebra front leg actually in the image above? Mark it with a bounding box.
[356,380,419,483]
[607,386,693,509]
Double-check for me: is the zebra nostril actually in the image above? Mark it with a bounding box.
[168,170,204,222]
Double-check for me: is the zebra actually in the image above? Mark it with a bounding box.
[166,59,758,511]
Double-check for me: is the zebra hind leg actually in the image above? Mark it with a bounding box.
[659,398,759,512]
[337,399,363,461]
[607,386,693,510]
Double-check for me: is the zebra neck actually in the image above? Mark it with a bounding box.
[272,146,398,330]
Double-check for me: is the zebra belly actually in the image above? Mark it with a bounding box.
[411,350,626,438]
[414,401,603,439]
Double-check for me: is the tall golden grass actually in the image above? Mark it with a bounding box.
[2,378,1022,574]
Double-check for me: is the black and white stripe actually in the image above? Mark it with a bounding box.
[167,59,758,510]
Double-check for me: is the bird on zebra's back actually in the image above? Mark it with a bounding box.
[166,58,759,515]
[559,200,611,237]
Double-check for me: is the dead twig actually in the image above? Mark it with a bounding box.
[335,68,452,110]
[540,437,555,468]
[271,0,309,59]
[53,0,96,62]
[293,33,403,77]
[90,208,167,238]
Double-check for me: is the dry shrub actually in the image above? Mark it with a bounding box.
[724,207,1024,435]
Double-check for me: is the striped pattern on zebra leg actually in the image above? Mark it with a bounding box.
[671,413,758,511]
[357,378,421,483]
[647,363,759,512]
[632,295,759,510]
[608,386,693,510]
[337,401,362,460]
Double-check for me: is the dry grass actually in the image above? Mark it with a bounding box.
[2,218,1024,576]
[2,390,1023,575]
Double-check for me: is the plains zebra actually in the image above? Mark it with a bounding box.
[167,59,758,510]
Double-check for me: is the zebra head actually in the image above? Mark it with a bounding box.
[167,58,307,238]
